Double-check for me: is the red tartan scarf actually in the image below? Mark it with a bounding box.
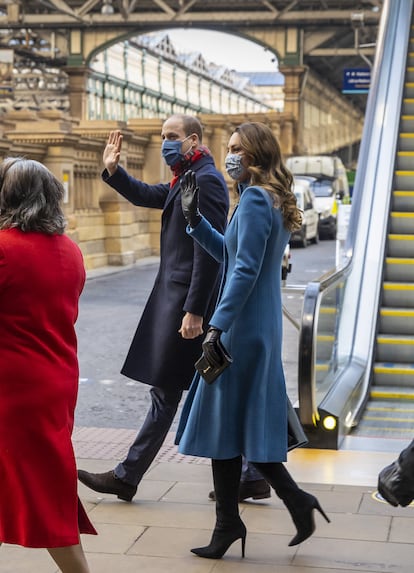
[170,145,211,188]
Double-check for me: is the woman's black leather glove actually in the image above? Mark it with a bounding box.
[202,327,223,368]
[180,170,202,228]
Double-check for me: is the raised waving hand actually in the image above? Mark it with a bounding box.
[103,130,123,176]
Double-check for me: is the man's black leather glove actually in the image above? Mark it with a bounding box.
[180,170,202,228]
[202,327,223,368]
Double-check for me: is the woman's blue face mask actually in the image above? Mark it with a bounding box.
[161,135,192,167]
[225,153,245,181]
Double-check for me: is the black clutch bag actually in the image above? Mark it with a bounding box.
[195,340,233,384]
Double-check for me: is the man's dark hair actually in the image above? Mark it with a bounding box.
[171,113,203,142]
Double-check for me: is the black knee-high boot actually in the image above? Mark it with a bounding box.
[191,456,247,559]
[253,462,330,546]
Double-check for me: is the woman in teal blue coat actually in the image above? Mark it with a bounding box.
[176,122,330,560]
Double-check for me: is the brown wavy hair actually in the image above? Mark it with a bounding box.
[0,157,66,234]
[232,122,302,232]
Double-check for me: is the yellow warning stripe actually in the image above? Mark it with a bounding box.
[391,212,414,217]
[315,364,329,371]
[388,234,414,240]
[380,307,414,315]
[386,257,414,265]
[377,337,414,345]
[371,390,414,399]
[400,133,414,138]
[375,366,414,374]
[364,416,414,422]
[320,307,336,314]
[383,283,414,290]
[393,190,414,195]
[367,406,414,412]
[361,425,414,432]
[405,83,414,88]
[316,335,334,342]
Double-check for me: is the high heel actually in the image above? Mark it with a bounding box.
[191,520,247,559]
[287,493,330,546]
[251,462,331,547]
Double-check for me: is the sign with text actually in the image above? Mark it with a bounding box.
[342,68,370,94]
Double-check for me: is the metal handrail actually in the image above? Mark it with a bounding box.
[298,259,353,424]
[282,285,306,330]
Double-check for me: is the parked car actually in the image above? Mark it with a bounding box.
[308,177,340,239]
[290,178,319,247]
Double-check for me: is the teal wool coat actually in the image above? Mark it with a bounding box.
[176,185,291,462]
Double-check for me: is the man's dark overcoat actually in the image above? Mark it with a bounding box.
[103,154,229,391]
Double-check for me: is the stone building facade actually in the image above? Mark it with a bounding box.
[0,31,363,270]
[0,110,295,269]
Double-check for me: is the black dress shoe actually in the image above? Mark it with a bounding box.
[77,469,137,502]
[208,478,271,502]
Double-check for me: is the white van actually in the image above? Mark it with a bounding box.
[286,155,349,195]
[286,156,350,240]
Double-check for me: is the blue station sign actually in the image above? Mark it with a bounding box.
[342,68,371,94]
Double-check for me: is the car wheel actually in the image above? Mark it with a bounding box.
[328,222,337,240]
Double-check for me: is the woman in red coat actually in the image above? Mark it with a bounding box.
[0,158,96,572]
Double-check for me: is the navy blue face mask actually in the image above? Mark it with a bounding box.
[161,135,192,167]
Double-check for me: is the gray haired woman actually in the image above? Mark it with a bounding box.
[0,157,96,573]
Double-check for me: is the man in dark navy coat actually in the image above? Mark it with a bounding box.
[78,114,229,501]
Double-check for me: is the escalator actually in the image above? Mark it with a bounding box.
[351,61,414,439]
[297,0,414,449]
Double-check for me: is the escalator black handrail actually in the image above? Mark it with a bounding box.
[298,258,353,425]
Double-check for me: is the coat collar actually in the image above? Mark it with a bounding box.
[164,154,216,211]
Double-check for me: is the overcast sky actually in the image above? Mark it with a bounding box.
[164,28,279,72]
